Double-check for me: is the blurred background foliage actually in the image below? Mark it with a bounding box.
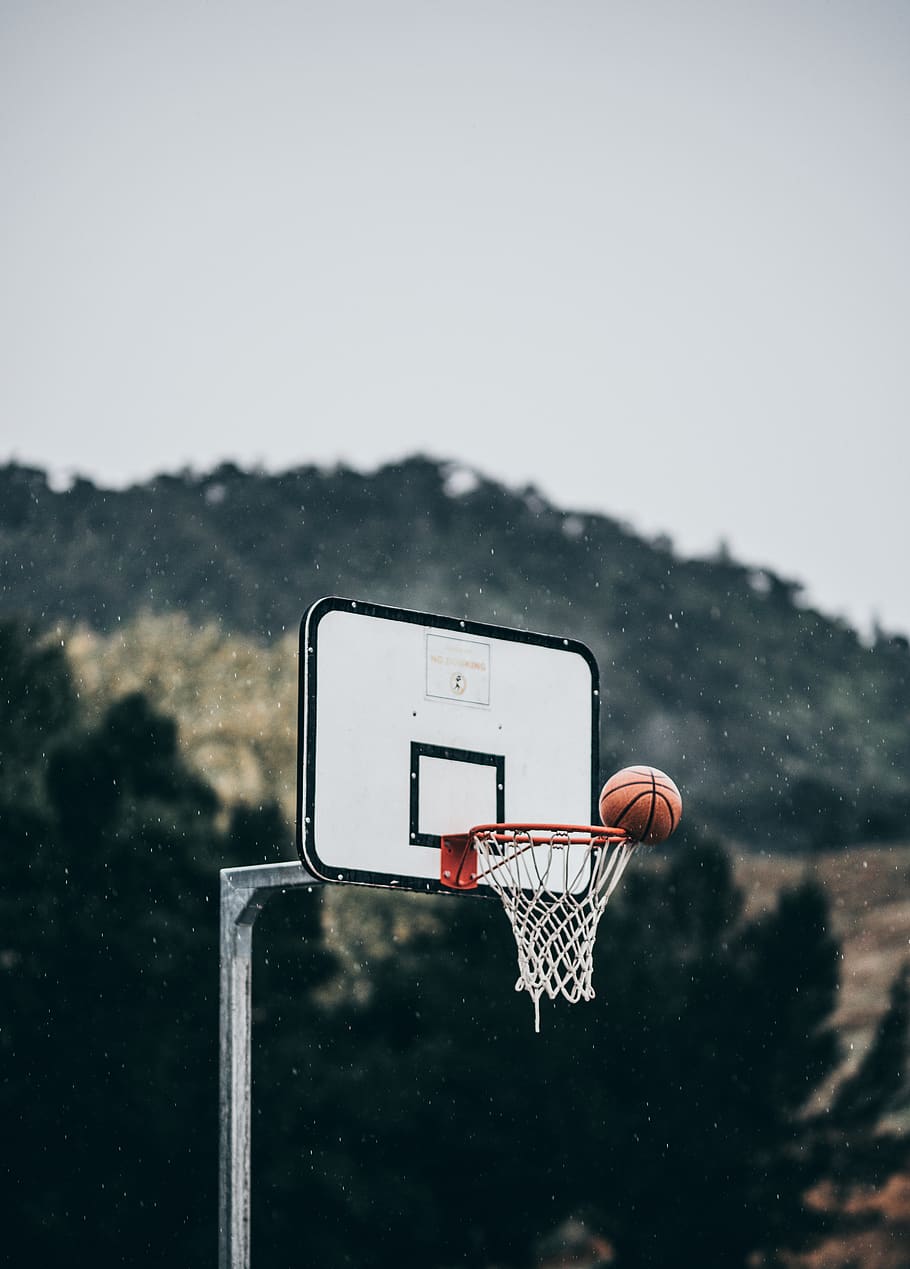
[3,456,910,851]
[1,457,909,1267]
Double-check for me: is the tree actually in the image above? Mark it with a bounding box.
[811,960,910,1210]
[564,842,841,1268]
[0,619,77,808]
[0,635,338,1267]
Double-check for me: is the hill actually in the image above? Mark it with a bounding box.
[3,456,909,850]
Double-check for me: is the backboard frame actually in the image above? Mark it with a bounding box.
[296,596,600,895]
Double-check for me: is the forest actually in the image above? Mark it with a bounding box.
[1,457,908,1267]
[3,456,910,851]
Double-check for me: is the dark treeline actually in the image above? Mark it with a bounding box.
[2,457,910,849]
[1,621,908,1267]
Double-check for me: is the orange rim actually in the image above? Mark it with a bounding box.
[468,822,629,847]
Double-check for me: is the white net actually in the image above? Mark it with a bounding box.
[471,825,636,1032]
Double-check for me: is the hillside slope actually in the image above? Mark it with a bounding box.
[3,457,909,849]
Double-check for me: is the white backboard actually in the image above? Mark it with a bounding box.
[296,597,599,894]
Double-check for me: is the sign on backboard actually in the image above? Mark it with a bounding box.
[296,597,600,894]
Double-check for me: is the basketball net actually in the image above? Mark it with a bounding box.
[465,825,635,1032]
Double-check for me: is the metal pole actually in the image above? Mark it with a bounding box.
[218,862,322,1269]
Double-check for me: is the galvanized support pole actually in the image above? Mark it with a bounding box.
[218,861,322,1269]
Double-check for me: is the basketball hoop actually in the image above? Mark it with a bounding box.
[440,823,635,1031]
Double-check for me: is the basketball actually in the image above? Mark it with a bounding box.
[598,766,682,844]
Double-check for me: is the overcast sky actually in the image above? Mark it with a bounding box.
[3,1,909,636]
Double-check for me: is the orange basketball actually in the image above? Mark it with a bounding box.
[598,766,682,844]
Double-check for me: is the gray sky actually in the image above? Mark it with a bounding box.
[3,1,909,636]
